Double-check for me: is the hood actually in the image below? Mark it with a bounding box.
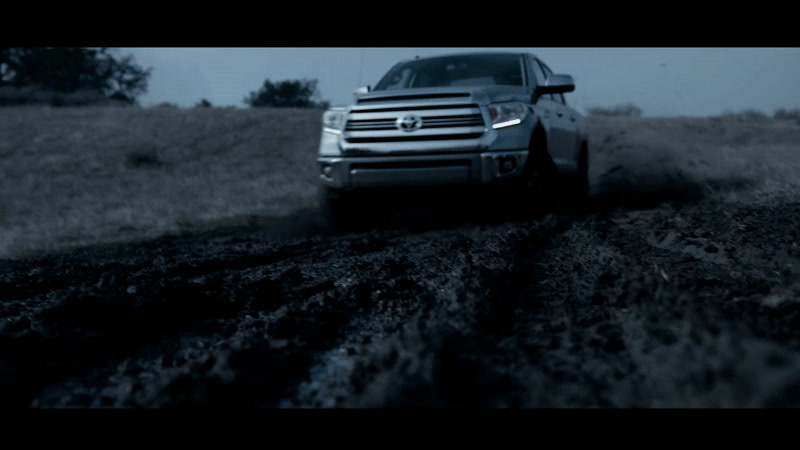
[353,85,533,107]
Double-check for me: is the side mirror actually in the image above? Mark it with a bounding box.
[538,74,575,94]
[354,85,371,95]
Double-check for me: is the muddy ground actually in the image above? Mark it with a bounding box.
[2,113,800,407]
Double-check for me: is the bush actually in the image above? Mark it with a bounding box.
[126,149,164,168]
[721,109,769,120]
[0,48,151,106]
[244,78,329,109]
[195,98,213,108]
[774,108,800,122]
[586,103,643,118]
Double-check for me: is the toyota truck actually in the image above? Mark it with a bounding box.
[317,51,589,224]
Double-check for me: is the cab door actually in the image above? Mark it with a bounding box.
[550,92,580,161]
[536,59,579,165]
[534,93,566,154]
[528,56,562,153]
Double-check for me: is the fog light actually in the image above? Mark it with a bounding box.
[500,158,515,174]
[322,165,332,178]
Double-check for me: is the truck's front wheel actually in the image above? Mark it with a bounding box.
[318,185,353,229]
[520,127,559,214]
[558,144,589,215]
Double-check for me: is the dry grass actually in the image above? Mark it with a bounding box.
[586,103,643,118]
[1,106,799,260]
[0,86,127,107]
[0,106,322,259]
[587,114,800,206]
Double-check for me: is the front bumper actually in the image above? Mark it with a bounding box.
[317,150,528,191]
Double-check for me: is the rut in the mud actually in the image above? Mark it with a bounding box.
[2,193,800,407]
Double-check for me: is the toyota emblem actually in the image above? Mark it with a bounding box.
[396,114,423,132]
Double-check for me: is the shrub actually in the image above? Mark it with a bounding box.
[244,78,329,109]
[721,109,769,120]
[0,48,151,105]
[774,108,800,122]
[586,103,643,118]
[126,149,164,168]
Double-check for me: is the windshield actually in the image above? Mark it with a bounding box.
[374,54,525,91]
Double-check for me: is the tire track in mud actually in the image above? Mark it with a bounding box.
[3,194,800,407]
[518,200,800,407]
[285,197,800,407]
[0,232,402,407]
[0,208,572,407]
[296,214,631,407]
[289,217,576,407]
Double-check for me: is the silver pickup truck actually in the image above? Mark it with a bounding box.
[317,51,589,224]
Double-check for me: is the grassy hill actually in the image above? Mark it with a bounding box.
[0,106,323,259]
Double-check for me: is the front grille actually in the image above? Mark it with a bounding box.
[345,118,396,131]
[421,114,483,128]
[345,114,484,132]
[343,96,486,146]
[346,133,484,143]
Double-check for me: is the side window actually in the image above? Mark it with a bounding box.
[530,58,546,85]
[539,60,552,78]
[534,59,554,101]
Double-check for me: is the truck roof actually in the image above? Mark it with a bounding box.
[396,51,534,65]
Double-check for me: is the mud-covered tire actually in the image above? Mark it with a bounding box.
[558,145,589,215]
[520,127,560,214]
[318,185,354,229]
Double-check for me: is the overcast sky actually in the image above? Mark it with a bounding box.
[124,48,800,117]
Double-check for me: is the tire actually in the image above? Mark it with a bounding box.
[318,185,353,229]
[519,126,559,215]
[559,145,589,215]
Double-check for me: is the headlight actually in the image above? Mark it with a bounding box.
[489,102,528,129]
[320,108,345,156]
[322,109,347,135]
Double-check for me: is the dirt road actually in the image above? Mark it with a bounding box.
[2,111,799,407]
